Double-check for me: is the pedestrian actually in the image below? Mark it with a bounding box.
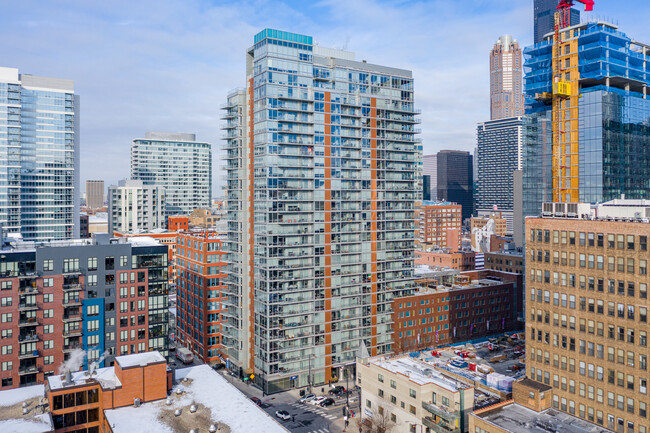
[292,415,295,423]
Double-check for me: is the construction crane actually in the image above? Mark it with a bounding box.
[551,0,596,202]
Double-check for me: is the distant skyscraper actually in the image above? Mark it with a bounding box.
[423,154,437,200]
[490,35,524,120]
[131,132,211,215]
[533,0,580,44]
[108,179,166,234]
[223,29,420,393]
[437,150,473,221]
[86,180,104,209]
[475,116,523,234]
[0,67,80,241]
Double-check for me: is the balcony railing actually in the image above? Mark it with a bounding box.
[18,365,40,375]
[18,318,39,327]
[18,350,39,360]
[422,417,460,433]
[422,402,459,421]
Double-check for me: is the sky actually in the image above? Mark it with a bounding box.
[2,0,650,196]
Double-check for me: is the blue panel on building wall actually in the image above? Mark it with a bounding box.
[82,298,105,370]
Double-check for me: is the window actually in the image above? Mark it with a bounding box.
[105,257,114,270]
[390,380,396,389]
[1,361,12,371]
[377,373,383,383]
[87,305,99,316]
[88,257,97,271]
[43,260,53,271]
[120,255,128,267]
[1,313,12,323]
[87,275,97,286]
[43,294,53,303]
[409,389,416,398]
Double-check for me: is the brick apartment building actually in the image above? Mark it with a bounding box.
[484,248,524,274]
[175,230,227,363]
[526,201,650,432]
[415,250,475,271]
[47,351,169,432]
[0,233,169,390]
[418,201,462,250]
[392,270,522,353]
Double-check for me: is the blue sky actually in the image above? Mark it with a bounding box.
[2,0,649,194]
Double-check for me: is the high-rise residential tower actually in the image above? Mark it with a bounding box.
[86,180,104,209]
[490,35,524,120]
[523,21,650,218]
[222,29,420,393]
[475,116,523,234]
[108,179,166,234]
[437,150,473,222]
[0,67,80,241]
[131,132,211,215]
[533,0,580,44]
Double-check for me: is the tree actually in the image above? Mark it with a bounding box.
[355,404,396,433]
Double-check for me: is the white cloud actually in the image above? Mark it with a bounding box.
[2,0,649,194]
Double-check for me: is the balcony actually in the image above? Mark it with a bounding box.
[63,329,82,337]
[63,343,82,352]
[18,365,40,376]
[18,303,39,311]
[422,416,460,433]
[18,350,39,360]
[63,313,82,322]
[18,318,39,327]
[18,287,39,295]
[422,402,459,422]
[63,298,82,306]
[18,334,39,343]
[63,283,83,290]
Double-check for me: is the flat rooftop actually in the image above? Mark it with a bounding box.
[48,366,121,391]
[474,402,613,433]
[0,384,52,433]
[104,365,288,433]
[371,356,470,392]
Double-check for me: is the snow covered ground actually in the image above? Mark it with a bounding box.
[105,364,288,433]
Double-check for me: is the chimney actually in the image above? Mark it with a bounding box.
[63,370,73,386]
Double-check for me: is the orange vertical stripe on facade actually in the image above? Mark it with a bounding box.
[324,91,332,380]
[370,98,378,355]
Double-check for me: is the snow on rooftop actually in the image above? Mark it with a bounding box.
[126,236,161,247]
[48,366,121,391]
[373,357,461,391]
[116,351,166,368]
[0,385,52,433]
[105,365,289,433]
[0,416,52,433]
[0,384,44,407]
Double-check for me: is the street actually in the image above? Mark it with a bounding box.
[217,371,359,433]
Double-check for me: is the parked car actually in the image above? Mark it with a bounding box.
[275,410,291,421]
[320,398,335,407]
[299,393,315,403]
[309,396,327,406]
[250,397,262,406]
[329,386,346,396]
[212,363,226,371]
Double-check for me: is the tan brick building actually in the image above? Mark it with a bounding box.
[526,212,650,432]
[419,202,462,251]
[415,250,475,271]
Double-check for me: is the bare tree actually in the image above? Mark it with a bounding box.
[354,404,396,433]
